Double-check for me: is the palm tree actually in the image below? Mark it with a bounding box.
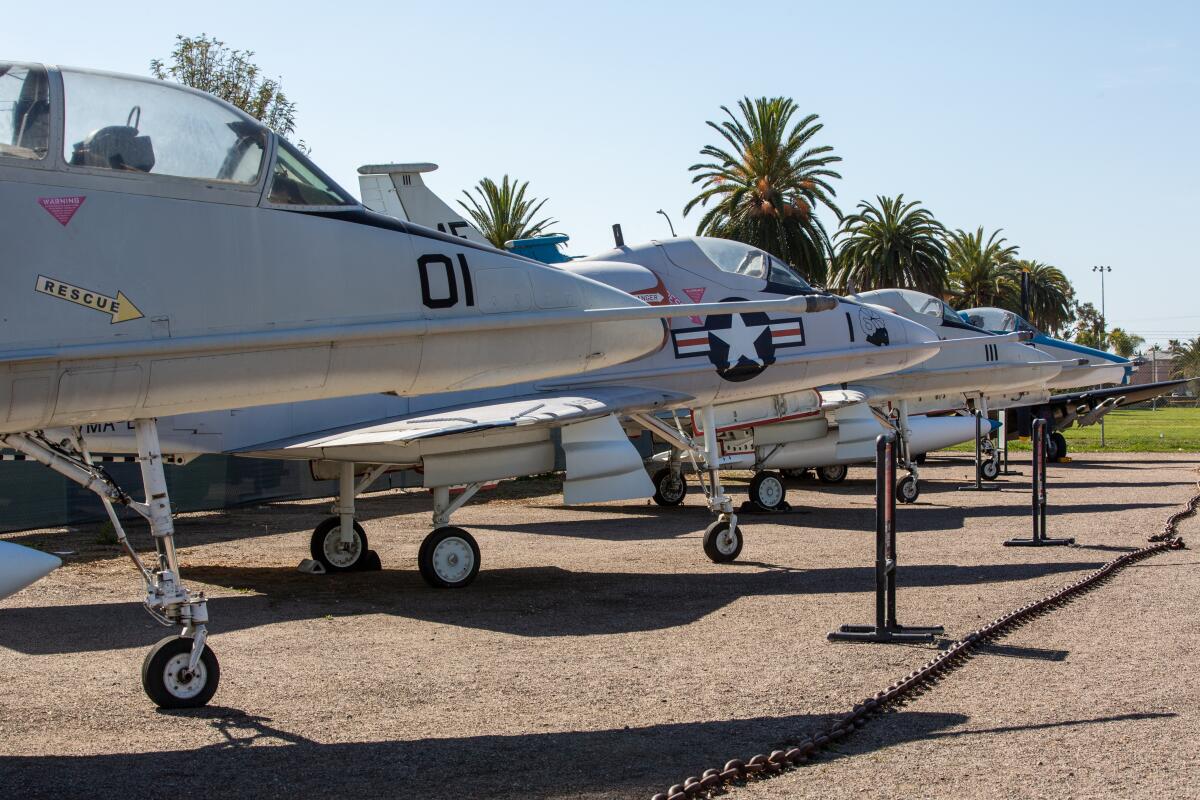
[946,227,1020,309]
[684,96,841,285]
[1106,327,1145,358]
[1014,259,1075,334]
[458,176,557,249]
[1170,337,1200,393]
[832,195,947,295]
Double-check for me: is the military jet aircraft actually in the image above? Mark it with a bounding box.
[638,287,1080,507]
[0,62,824,708]
[68,234,942,581]
[960,307,1188,459]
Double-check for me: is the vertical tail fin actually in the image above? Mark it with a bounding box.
[356,162,489,245]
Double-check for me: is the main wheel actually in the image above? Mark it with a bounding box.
[913,453,927,465]
[310,516,369,573]
[896,474,920,504]
[702,519,743,563]
[980,457,1000,481]
[748,471,787,511]
[418,526,480,588]
[816,464,848,484]
[651,467,688,507]
[142,635,220,709]
[1048,431,1068,460]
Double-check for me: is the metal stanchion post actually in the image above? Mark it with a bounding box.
[959,409,1001,491]
[829,433,943,643]
[1005,419,1074,547]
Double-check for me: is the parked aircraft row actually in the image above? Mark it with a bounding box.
[0,62,1179,709]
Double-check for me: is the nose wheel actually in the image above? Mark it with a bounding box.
[702,519,743,563]
[897,474,920,504]
[142,635,220,709]
[418,526,481,588]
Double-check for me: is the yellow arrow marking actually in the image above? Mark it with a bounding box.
[34,275,144,324]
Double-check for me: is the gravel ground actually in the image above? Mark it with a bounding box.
[0,452,1196,799]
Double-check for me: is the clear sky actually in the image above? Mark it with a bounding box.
[5,1,1197,348]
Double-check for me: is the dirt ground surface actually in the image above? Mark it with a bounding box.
[1,452,1198,799]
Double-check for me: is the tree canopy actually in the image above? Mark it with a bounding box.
[151,33,298,139]
[458,176,558,249]
[685,97,841,285]
[832,195,947,295]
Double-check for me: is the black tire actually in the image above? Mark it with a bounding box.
[651,467,687,507]
[748,471,787,511]
[897,475,920,504]
[309,516,369,573]
[1049,431,1068,460]
[816,464,848,484]
[980,457,1000,481]
[702,519,743,563]
[418,526,480,588]
[141,635,220,709]
[913,453,927,465]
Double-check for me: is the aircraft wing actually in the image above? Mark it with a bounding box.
[233,385,692,459]
[1050,377,1190,409]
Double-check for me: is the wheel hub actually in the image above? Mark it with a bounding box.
[433,537,473,583]
[163,653,206,699]
[323,527,361,568]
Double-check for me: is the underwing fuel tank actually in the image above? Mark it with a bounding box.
[0,541,61,600]
[758,411,999,470]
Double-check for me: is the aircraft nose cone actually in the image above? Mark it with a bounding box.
[577,280,666,366]
[0,541,61,600]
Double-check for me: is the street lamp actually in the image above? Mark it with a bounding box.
[656,209,677,237]
[1092,265,1113,447]
[1092,265,1112,341]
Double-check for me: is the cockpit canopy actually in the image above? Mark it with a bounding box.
[960,307,1039,335]
[1,62,356,209]
[661,237,814,293]
[861,288,963,327]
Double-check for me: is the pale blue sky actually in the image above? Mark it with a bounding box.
[5,1,1197,348]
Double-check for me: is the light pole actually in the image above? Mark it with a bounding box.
[1092,265,1113,447]
[656,209,676,237]
[1092,265,1112,340]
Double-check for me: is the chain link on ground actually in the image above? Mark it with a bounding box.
[649,477,1200,800]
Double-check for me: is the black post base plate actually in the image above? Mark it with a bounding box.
[828,622,944,643]
[1003,537,1074,547]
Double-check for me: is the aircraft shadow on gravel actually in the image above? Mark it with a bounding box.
[0,708,971,800]
[0,559,1106,654]
[0,706,1175,800]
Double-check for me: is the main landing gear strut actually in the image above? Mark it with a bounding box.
[304,462,482,589]
[1,420,218,708]
[632,408,745,563]
[892,400,921,504]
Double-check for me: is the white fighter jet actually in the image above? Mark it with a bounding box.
[0,62,818,707]
[960,306,1188,460]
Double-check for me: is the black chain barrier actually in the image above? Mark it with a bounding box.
[648,478,1198,800]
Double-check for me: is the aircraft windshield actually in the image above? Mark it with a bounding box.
[960,307,1038,334]
[267,140,355,207]
[0,63,49,160]
[61,69,267,184]
[693,238,812,291]
[891,289,959,325]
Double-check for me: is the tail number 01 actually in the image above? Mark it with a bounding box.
[418,253,476,309]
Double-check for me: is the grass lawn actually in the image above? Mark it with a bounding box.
[950,407,1200,453]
